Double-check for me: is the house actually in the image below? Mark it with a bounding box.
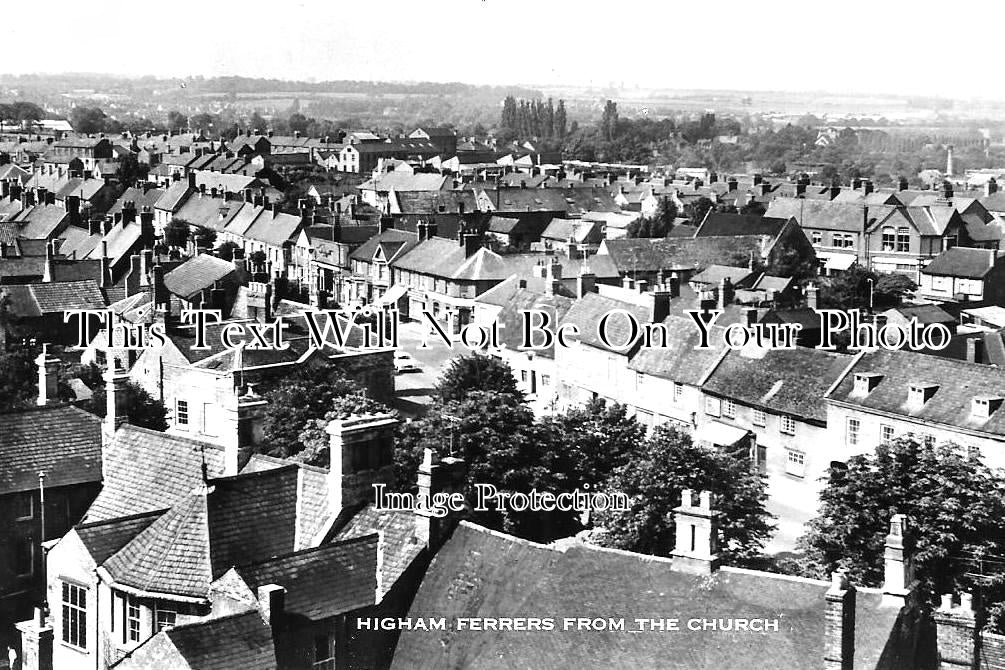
[408,127,457,156]
[298,223,380,307]
[358,172,447,209]
[44,136,113,171]
[393,501,935,669]
[866,206,969,277]
[919,247,1005,304]
[346,228,420,307]
[339,140,440,174]
[0,278,108,347]
[824,348,1005,470]
[699,345,851,539]
[0,360,102,628]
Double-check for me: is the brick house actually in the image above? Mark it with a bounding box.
[918,247,1005,304]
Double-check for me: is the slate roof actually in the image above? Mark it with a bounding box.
[102,466,302,599]
[16,204,68,239]
[828,348,1005,436]
[540,218,600,243]
[560,292,650,354]
[75,511,164,565]
[883,304,956,325]
[107,187,165,217]
[115,610,277,670]
[84,425,229,523]
[392,190,480,216]
[628,315,726,385]
[3,279,107,318]
[922,247,1001,278]
[765,198,892,233]
[600,237,767,273]
[155,182,193,212]
[163,254,236,299]
[492,288,575,358]
[238,534,379,620]
[691,264,756,287]
[695,213,792,239]
[242,210,304,247]
[703,346,851,423]
[335,504,424,592]
[362,172,447,193]
[0,404,102,495]
[393,522,916,670]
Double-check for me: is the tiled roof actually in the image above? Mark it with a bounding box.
[922,247,1001,278]
[0,404,102,495]
[392,522,916,670]
[349,228,418,263]
[703,346,851,423]
[75,510,164,565]
[239,534,379,619]
[336,504,424,592]
[163,254,236,299]
[115,610,277,670]
[84,425,228,523]
[827,348,1005,436]
[629,315,726,385]
[9,279,107,316]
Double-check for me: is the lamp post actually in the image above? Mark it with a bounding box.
[866,277,874,314]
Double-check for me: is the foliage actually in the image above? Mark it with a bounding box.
[86,378,168,431]
[592,424,774,566]
[0,347,41,411]
[436,353,522,402]
[249,250,267,270]
[193,227,217,250]
[166,110,188,132]
[259,364,363,458]
[799,437,1005,630]
[0,102,44,128]
[295,395,393,467]
[70,106,109,134]
[215,241,242,261]
[627,196,678,238]
[498,96,567,141]
[817,266,915,311]
[163,218,191,249]
[115,153,148,186]
[683,196,715,225]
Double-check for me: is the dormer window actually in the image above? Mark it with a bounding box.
[853,372,884,395]
[972,395,1004,420]
[909,383,939,406]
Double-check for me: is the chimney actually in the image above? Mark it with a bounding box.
[824,571,856,670]
[463,231,481,258]
[545,259,562,295]
[898,176,909,192]
[934,593,978,670]
[622,276,635,290]
[187,171,197,189]
[882,514,914,605]
[806,283,819,310]
[576,270,596,298]
[671,489,720,575]
[727,177,738,192]
[752,174,763,186]
[649,288,670,322]
[668,274,680,298]
[99,241,111,289]
[717,277,732,310]
[88,215,101,236]
[415,448,466,547]
[247,281,272,323]
[862,180,874,195]
[42,240,54,283]
[35,344,60,406]
[15,607,53,670]
[326,413,399,511]
[257,584,286,626]
[66,194,80,226]
[986,178,998,197]
[830,184,841,200]
[152,263,169,310]
[104,361,130,437]
[946,144,955,177]
[140,206,154,248]
[966,337,984,363]
[126,254,142,296]
[942,180,954,201]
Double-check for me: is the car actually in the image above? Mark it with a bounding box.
[394,351,422,373]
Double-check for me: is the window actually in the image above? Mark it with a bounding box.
[313,634,336,670]
[541,375,550,386]
[673,382,683,403]
[896,227,910,252]
[705,396,721,417]
[811,231,822,245]
[636,372,644,389]
[722,399,736,419]
[520,370,528,383]
[780,415,796,435]
[61,582,87,649]
[126,596,141,642]
[881,424,895,444]
[154,604,176,633]
[14,535,33,576]
[753,409,766,426]
[176,400,189,427]
[922,433,936,448]
[881,227,895,251]
[786,449,806,477]
[15,492,33,520]
[846,418,860,446]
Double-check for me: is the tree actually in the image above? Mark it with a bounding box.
[799,437,1005,625]
[873,273,917,308]
[554,99,568,139]
[295,395,393,467]
[601,100,619,141]
[166,110,188,133]
[70,106,108,134]
[115,153,148,186]
[628,196,679,238]
[592,424,774,565]
[437,353,522,402]
[542,399,645,489]
[259,364,363,458]
[815,266,913,311]
[684,196,715,225]
[163,219,191,249]
[86,379,168,431]
[193,227,217,250]
[0,347,41,411]
[215,241,242,261]
[189,112,216,133]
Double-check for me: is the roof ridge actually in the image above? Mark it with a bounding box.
[75,508,165,530]
[241,531,380,569]
[120,424,227,451]
[166,607,261,635]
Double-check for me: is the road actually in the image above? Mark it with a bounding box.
[391,320,463,417]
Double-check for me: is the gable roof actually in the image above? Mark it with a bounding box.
[3,279,107,318]
[75,511,164,565]
[696,212,792,239]
[600,237,768,273]
[629,315,726,385]
[393,522,914,670]
[335,504,424,592]
[765,198,892,233]
[164,254,236,299]
[0,404,102,495]
[561,292,649,355]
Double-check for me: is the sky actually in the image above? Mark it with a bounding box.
[3,0,1003,100]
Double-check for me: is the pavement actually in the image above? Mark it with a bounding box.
[391,320,462,417]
